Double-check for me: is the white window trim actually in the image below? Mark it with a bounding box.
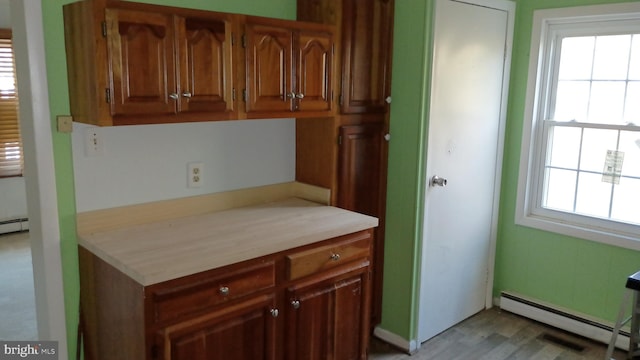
[516,2,640,251]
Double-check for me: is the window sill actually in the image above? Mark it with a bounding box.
[515,211,640,251]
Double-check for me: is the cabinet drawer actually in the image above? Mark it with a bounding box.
[286,231,371,280]
[151,261,275,323]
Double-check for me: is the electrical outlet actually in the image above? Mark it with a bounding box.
[84,128,104,157]
[188,162,203,188]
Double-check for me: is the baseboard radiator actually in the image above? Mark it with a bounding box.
[499,291,629,351]
[0,217,29,235]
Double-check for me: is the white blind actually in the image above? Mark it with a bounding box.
[0,29,22,178]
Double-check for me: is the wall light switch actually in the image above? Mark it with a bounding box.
[56,115,73,133]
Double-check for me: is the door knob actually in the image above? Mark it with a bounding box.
[430,175,447,187]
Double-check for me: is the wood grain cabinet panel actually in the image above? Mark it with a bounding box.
[178,17,235,115]
[244,22,293,113]
[285,273,369,360]
[155,294,277,360]
[244,17,333,118]
[106,8,177,117]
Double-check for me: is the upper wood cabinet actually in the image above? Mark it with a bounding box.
[64,1,236,126]
[244,17,334,119]
[64,1,336,126]
[297,0,394,115]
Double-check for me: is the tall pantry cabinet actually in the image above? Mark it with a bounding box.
[296,0,394,326]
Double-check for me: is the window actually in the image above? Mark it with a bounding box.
[0,29,22,178]
[517,3,640,250]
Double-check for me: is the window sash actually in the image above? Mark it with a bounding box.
[0,29,23,178]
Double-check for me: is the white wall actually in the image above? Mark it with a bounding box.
[72,119,296,212]
[0,0,10,28]
[0,0,29,229]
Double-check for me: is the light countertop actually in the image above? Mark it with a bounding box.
[79,197,378,286]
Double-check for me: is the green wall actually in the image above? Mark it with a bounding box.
[494,0,640,323]
[40,1,295,357]
[381,0,640,344]
[380,0,433,342]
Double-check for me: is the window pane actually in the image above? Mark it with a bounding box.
[588,81,626,124]
[592,35,631,80]
[580,128,618,172]
[629,35,640,80]
[625,81,640,124]
[548,125,581,169]
[575,172,612,218]
[619,130,640,177]
[611,177,640,225]
[553,80,589,122]
[559,36,594,80]
[543,168,576,211]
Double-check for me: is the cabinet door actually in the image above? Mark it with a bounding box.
[105,8,178,116]
[296,30,333,112]
[245,23,293,113]
[156,294,277,360]
[340,0,394,114]
[337,123,385,216]
[285,274,369,360]
[177,16,235,116]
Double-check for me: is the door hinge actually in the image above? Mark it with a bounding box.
[231,32,235,46]
[338,135,342,145]
[101,21,107,37]
[241,34,246,48]
[232,87,236,101]
[339,93,343,106]
[242,89,247,102]
[105,88,111,103]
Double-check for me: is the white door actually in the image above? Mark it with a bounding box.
[418,0,513,342]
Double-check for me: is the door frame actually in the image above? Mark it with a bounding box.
[10,0,68,358]
[416,0,515,344]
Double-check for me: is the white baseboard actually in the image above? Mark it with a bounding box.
[373,326,419,354]
[500,291,629,351]
[0,218,29,235]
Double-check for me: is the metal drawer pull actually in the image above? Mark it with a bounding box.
[291,300,300,309]
[219,286,230,296]
[330,253,341,261]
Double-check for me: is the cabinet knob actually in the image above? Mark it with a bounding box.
[182,92,192,98]
[169,93,179,100]
[286,92,296,99]
[385,96,392,104]
[291,300,300,309]
[219,286,230,296]
[384,133,391,142]
[270,308,279,317]
[295,93,305,99]
[330,253,341,261]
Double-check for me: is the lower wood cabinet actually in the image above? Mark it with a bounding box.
[79,229,373,360]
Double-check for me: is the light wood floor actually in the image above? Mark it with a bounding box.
[369,307,627,360]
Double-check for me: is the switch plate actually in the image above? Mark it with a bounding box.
[84,128,104,157]
[56,115,73,133]
[188,162,203,188]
